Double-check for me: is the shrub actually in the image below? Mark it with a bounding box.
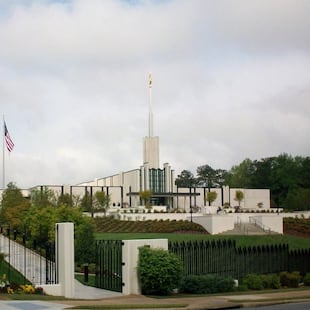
[241,274,280,290]
[179,274,235,294]
[241,274,264,290]
[280,271,302,288]
[138,246,182,295]
[261,274,280,289]
[303,273,310,286]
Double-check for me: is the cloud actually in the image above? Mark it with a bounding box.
[1,0,310,188]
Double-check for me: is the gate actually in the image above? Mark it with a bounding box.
[95,240,123,292]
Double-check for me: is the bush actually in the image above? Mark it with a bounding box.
[261,274,280,289]
[138,246,182,295]
[242,274,264,290]
[303,273,310,286]
[241,274,280,290]
[280,271,302,288]
[180,274,235,294]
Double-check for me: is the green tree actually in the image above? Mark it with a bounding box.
[57,193,73,207]
[93,191,110,216]
[214,169,229,187]
[270,153,299,206]
[139,190,152,208]
[283,188,310,211]
[228,159,254,188]
[234,190,244,207]
[75,219,96,264]
[0,182,30,229]
[22,202,96,262]
[196,165,216,188]
[80,192,93,213]
[30,187,56,209]
[175,170,197,187]
[205,191,218,206]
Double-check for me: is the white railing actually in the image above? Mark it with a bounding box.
[249,217,272,234]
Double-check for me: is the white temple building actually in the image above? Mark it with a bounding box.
[0,74,271,212]
[70,74,271,211]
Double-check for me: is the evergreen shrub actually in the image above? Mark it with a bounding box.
[179,274,235,294]
[241,274,264,290]
[241,274,280,290]
[138,246,182,295]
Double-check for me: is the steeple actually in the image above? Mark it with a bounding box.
[148,73,153,137]
[143,73,159,169]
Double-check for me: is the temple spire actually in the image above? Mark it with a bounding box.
[148,73,153,137]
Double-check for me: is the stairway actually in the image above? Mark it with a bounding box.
[219,222,279,235]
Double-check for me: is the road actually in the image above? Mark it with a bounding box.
[245,302,310,309]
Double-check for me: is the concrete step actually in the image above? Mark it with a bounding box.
[219,223,279,235]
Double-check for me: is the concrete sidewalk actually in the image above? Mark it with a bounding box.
[55,287,310,309]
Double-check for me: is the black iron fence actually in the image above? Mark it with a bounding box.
[169,240,310,279]
[95,240,123,292]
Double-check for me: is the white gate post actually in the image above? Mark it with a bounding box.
[56,222,75,298]
[122,239,168,295]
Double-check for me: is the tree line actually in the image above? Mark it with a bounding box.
[0,183,101,264]
[175,153,310,210]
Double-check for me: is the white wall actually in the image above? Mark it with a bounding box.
[192,215,235,235]
[250,215,283,234]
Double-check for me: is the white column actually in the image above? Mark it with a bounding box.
[56,222,75,298]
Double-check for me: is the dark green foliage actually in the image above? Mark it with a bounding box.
[0,182,30,229]
[175,170,197,187]
[138,246,182,295]
[227,154,310,208]
[279,271,302,288]
[75,219,96,264]
[180,274,235,294]
[57,193,73,207]
[261,274,280,289]
[241,274,280,290]
[303,273,310,286]
[283,188,310,211]
[241,274,264,290]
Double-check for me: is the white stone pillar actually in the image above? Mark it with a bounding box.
[56,222,75,298]
[122,239,168,295]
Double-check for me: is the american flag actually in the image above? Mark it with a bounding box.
[4,121,14,152]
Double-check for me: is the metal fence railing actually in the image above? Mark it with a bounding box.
[169,240,310,280]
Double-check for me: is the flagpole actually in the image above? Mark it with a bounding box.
[2,115,5,189]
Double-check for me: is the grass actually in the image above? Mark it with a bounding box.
[95,233,310,250]
[0,261,30,285]
[75,274,96,287]
[68,304,188,309]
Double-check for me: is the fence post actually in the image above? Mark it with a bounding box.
[56,222,75,298]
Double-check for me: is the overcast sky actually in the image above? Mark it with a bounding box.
[1,0,310,189]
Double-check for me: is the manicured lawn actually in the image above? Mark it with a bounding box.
[95,233,310,250]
